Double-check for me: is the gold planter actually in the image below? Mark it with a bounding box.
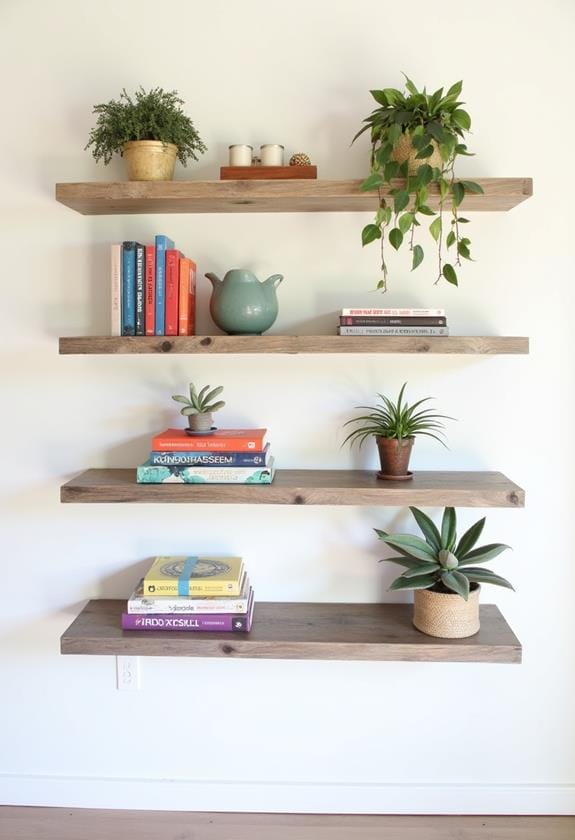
[391,132,442,175]
[122,141,177,181]
[413,585,480,638]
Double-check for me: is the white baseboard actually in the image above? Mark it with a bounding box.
[1,774,574,814]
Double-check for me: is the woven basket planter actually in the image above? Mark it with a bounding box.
[122,140,177,181]
[413,585,481,638]
[391,133,442,175]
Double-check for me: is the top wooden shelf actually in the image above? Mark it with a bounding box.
[55,177,533,215]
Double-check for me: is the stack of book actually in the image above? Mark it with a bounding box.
[338,307,449,336]
[122,556,254,633]
[136,428,275,484]
[111,234,196,337]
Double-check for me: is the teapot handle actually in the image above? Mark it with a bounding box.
[266,273,284,289]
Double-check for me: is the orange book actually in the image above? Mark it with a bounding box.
[151,428,267,452]
[165,249,182,336]
[178,257,196,336]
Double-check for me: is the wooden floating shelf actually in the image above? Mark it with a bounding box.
[55,177,533,215]
[60,469,525,507]
[59,335,530,356]
[60,600,522,663]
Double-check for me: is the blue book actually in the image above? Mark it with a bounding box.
[122,242,137,336]
[149,444,271,467]
[135,243,145,336]
[154,234,175,335]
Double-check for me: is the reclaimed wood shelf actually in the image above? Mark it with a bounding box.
[55,177,533,215]
[60,600,522,663]
[60,469,525,507]
[59,335,530,356]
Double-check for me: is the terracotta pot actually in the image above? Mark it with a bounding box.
[188,412,213,432]
[391,132,442,175]
[413,585,481,639]
[122,140,177,181]
[376,436,414,480]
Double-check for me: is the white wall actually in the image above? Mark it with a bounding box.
[1,0,574,815]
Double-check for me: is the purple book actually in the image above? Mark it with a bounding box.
[122,593,254,633]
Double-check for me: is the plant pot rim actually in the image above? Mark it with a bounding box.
[375,435,415,444]
[418,583,481,600]
[123,140,178,151]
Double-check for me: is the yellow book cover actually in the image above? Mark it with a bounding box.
[143,556,244,597]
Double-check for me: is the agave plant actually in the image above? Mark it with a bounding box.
[343,383,451,448]
[172,383,225,417]
[376,506,513,600]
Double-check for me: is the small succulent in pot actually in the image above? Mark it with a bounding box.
[343,383,451,480]
[172,383,225,432]
[376,506,513,638]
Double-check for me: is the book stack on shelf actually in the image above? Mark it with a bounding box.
[111,234,196,338]
[122,556,254,633]
[338,307,449,336]
[137,428,275,484]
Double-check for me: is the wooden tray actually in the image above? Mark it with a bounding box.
[220,165,317,180]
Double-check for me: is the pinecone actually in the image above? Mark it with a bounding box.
[289,153,311,166]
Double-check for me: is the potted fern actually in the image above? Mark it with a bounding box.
[85,87,207,181]
[352,74,483,289]
[172,383,225,432]
[343,383,451,480]
[376,507,513,638]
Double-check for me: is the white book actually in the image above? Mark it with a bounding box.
[127,575,252,614]
[341,307,445,317]
[111,243,122,336]
[339,326,449,336]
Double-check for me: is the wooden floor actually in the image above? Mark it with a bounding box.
[0,808,573,840]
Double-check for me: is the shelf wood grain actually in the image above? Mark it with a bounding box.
[60,469,525,507]
[60,600,521,663]
[59,335,530,356]
[55,177,533,215]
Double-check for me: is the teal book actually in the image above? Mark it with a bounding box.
[121,242,137,336]
[154,234,175,335]
[136,458,275,484]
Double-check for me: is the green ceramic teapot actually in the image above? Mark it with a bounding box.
[205,268,284,335]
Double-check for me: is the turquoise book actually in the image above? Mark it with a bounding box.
[154,234,174,335]
[136,458,275,484]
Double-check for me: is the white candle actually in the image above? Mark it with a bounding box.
[229,145,253,166]
[260,144,284,166]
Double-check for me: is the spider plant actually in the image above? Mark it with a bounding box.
[375,506,513,600]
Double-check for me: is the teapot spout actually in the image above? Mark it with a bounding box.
[205,272,222,289]
[263,273,284,290]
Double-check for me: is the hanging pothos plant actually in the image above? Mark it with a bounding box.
[353,75,483,290]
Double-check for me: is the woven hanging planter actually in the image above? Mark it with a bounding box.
[413,585,481,639]
[391,132,442,175]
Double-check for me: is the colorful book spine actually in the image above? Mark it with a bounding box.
[338,326,449,336]
[144,245,156,336]
[165,249,181,336]
[122,601,254,632]
[121,242,136,336]
[110,244,122,336]
[135,243,145,336]
[136,459,275,485]
[341,308,445,316]
[178,257,196,336]
[128,582,252,615]
[154,235,175,335]
[144,556,245,597]
[340,316,447,326]
[149,446,270,467]
[151,429,267,452]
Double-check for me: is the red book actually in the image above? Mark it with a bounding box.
[151,428,267,452]
[144,246,156,335]
[165,249,182,336]
[178,257,196,336]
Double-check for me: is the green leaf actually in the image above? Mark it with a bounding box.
[394,190,410,213]
[427,122,448,143]
[376,143,393,167]
[452,181,465,206]
[171,394,190,404]
[402,563,441,578]
[455,517,485,559]
[389,227,403,250]
[417,205,435,216]
[458,240,472,260]
[362,224,382,246]
[429,217,442,242]
[382,87,401,104]
[415,163,434,188]
[439,179,450,200]
[360,173,384,191]
[409,506,442,552]
[442,263,458,285]
[398,212,414,234]
[460,180,484,194]
[202,385,224,405]
[461,568,515,591]
[402,73,419,96]
[415,144,435,160]
[446,230,456,248]
[387,123,402,144]
[452,109,471,131]
[412,244,424,270]
[378,533,437,562]
[440,507,457,551]
[181,406,199,416]
[458,543,511,566]
[378,554,429,570]
[457,217,470,223]
[370,89,388,105]
[441,570,470,600]
[384,160,400,181]
[446,80,463,99]
[389,573,437,591]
